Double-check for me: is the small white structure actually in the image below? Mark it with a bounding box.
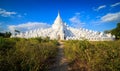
[11,12,115,41]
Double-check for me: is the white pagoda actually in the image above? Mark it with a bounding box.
[12,12,115,41]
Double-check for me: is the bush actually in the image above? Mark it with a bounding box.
[64,40,120,71]
[0,38,58,71]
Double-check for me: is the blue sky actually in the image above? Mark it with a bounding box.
[0,0,120,32]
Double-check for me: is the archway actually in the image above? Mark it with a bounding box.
[58,35,60,40]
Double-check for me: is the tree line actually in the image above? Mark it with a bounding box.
[104,23,120,39]
[0,32,11,38]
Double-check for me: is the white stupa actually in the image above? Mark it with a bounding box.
[12,12,115,41]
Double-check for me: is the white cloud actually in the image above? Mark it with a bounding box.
[0,8,17,17]
[0,23,2,31]
[8,22,50,32]
[69,13,85,28]
[111,2,120,7]
[101,12,120,23]
[91,12,120,25]
[95,5,106,11]
[0,23,7,32]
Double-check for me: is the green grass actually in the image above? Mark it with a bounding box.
[64,40,120,71]
[1,37,120,71]
[0,37,58,71]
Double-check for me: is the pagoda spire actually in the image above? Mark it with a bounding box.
[57,10,61,19]
[52,11,64,30]
[58,10,60,17]
[54,11,62,24]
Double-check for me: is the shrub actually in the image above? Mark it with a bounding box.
[64,40,120,71]
[0,38,58,71]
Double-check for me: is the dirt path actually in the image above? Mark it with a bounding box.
[49,41,68,71]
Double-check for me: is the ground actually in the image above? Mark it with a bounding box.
[49,41,68,71]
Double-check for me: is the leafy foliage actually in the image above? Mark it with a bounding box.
[0,37,58,71]
[0,32,11,38]
[105,23,120,39]
[111,23,120,39]
[64,40,120,71]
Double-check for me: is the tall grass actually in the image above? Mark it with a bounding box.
[0,37,58,71]
[64,40,120,71]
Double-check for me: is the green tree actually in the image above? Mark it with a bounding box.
[15,30,20,33]
[4,32,12,38]
[0,32,11,38]
[104,23,120,39]
[111,23,120,39]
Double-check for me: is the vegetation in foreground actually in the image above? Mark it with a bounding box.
[0,37,58,71]
[64,40,120,71]
[0,36,120,71]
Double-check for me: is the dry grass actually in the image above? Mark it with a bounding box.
[0,37,58,71]
[64,40,120,71]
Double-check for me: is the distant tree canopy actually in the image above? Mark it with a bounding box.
[105,23,120,39]
[0,32,11,38]
[15,30,20,33]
